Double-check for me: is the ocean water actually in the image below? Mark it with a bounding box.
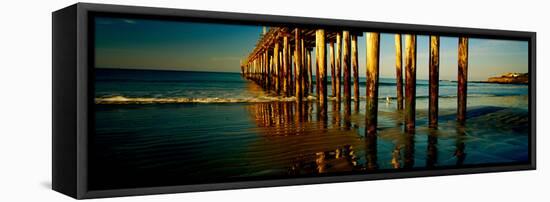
[95,68,528,107]
[91,68,529,190]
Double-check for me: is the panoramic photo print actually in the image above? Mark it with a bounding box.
[90,16,530,190]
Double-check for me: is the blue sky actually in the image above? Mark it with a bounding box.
[95,17,260,72]
[95,17,528,81]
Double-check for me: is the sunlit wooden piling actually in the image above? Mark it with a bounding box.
[457,37,469,125]
[335,33,342,102]
[342,31,351,104]
[274,42,280,94]
[291,54,295,96]
[283,35,290,97]
[258,56,262,88]
[352,34,360,112]
[365,32,380,136]
[264,51,269,90]
[316,40,320,98]
[295,28,303,104]
[316,29,327,114]
[270,55,274,90]
[330,41,336,97]
[278,51,282,93]
[301,38,308,98]
[404,34,417,132]
[261,51,265,89]
[307,49,313,94]
[429,36,440,128]
[395,34,404,111]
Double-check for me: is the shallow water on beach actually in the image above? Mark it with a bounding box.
[90,69,529,190]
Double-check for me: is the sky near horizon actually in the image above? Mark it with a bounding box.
[95,17,528,81]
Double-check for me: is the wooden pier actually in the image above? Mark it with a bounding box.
[242,27,470,134]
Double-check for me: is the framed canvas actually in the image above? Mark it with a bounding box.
[52,3,536,199]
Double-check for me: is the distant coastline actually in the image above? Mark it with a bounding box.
[484,72,529,84]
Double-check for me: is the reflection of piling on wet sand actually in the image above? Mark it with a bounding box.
[246,100,469,170]
[246,101,363,174]
[455,125,467,166]
[426,129,438,168]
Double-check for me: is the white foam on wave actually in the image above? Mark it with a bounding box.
[95,95,300,104]
[95,92,510,104]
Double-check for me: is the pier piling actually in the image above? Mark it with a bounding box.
[352,34,359,111]
[366,32,380,136]
[429,36,440,128]
[404,34,417,132]
[316,29,327,114]
[457,37,469,125]
[342,31,351,105]
[265,51,269,90]
[316,39,320,98]
[307,49,313,95]
[279,51,283,93]
[289,45,294,96]
[301,38,308,98]
[330,41,336,97]
[335,33,342,102]
[283,36,289,97]
[395,34,404,111]
[274,42,280,94]
[295,28,303,103]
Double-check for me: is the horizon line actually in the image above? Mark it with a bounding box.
[95,67,525,82]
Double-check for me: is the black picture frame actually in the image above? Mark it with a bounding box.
[52,2,536,199]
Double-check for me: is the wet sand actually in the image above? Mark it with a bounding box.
[91,95,528,190]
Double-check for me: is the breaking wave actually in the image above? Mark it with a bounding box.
[95,95,298,104]
[95,93,515,104]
